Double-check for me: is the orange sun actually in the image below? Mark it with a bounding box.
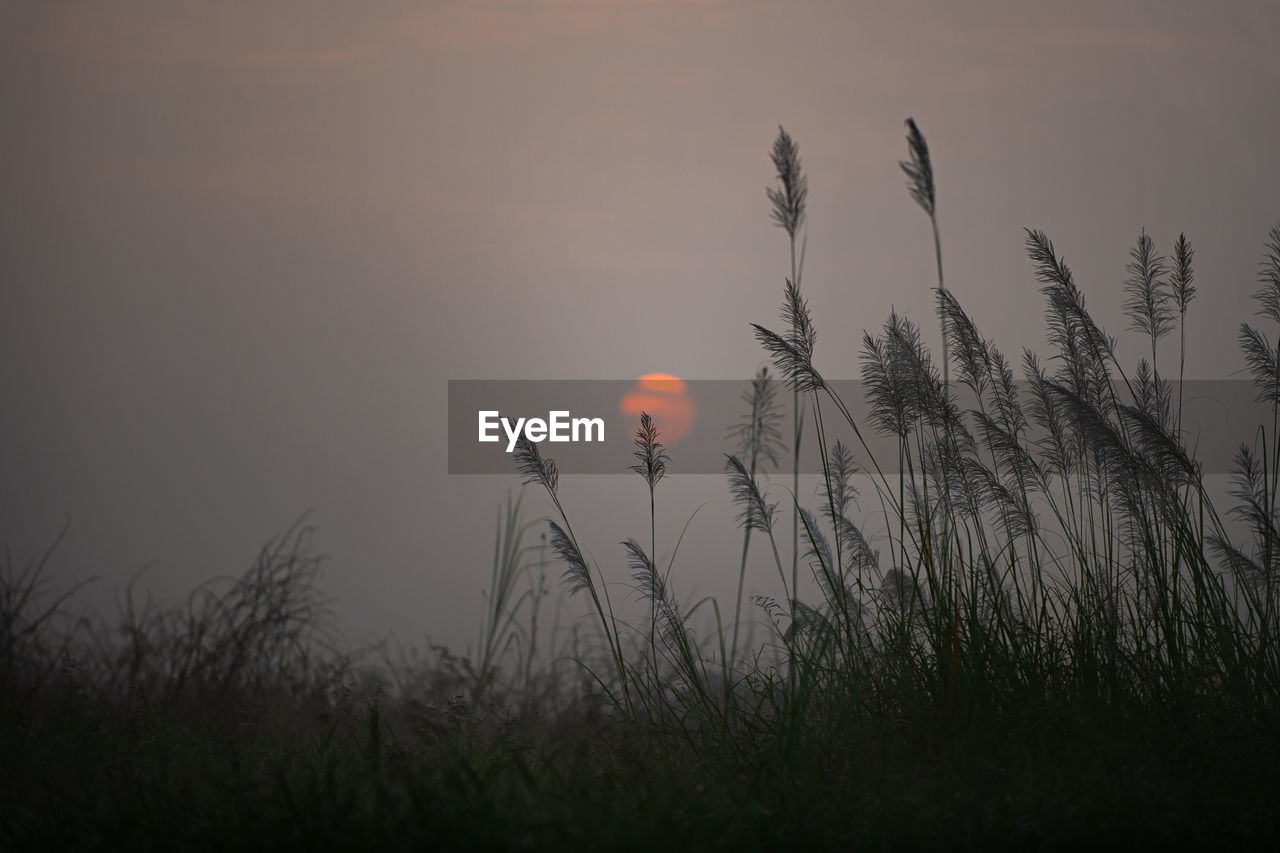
[620,373,696,444]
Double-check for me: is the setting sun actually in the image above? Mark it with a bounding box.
[619,373,696,443]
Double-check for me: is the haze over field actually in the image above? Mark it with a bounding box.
[2,0,1278,652]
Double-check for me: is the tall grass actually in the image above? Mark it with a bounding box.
[725,367,784,670]
[4,126,1280,847]
[768,126,808,617]
[505,123,1280,773]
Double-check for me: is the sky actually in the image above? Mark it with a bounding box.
[2,0,1278,655]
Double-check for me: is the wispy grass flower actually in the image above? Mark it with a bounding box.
[630,412,670,660]
[901,117,948,389]
[629,412,669,490]
[1124,229,1173,373]
[727,367,785,472]
[512,436,630,709]
[767,125,807,239]
[752,280,822,393]
[725,452,789,605]
[899,118,935,218]
[767,126,809,623]
[726,368,784,666]
[514,436,558,496]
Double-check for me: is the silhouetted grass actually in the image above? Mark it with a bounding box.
[3,126,1280,850]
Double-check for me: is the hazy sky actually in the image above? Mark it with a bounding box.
[2,1,1278,653]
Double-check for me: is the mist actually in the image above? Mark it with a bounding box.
[2,0,1277,655]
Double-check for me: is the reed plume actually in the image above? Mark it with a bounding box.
[1123,228,1173,376]
[629,412,669,660]
[726,368,784,666]
[1170,233,1196,427]
[900,117,948,388]
[767,126,809,620]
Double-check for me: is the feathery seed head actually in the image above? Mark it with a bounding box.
[767,125,808,237]
[900,117,936,218]
[629,412,670,490]
[513,436,558,495]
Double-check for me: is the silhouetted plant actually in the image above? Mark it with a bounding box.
[900,117,948,389]
[767,125,809,615]
[629,412,669,662]
[725,367,784,669]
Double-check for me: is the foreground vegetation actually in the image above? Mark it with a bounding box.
[4,125,1280,849]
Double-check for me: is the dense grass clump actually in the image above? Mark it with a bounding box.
[4,125,1280,849]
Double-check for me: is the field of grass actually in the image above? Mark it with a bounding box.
[4,124,1280,850]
